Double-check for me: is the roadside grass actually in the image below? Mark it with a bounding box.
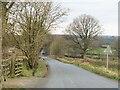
[22,64,32,77]
[57,57,119,80]
[35,60,48,77]
[73,62,118,80]
[2,83,24,89]
[2,57,48,88]
[22,59,48,77]
[2,88,26,90]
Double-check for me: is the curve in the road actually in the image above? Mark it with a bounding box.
[36,58,118,88]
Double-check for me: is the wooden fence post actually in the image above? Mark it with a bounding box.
[2,65,6,81]
[2,59,11,81]
[11,59,15,78]
[10,53,17,78]
[2,56,23,80]
[14,58,23,77]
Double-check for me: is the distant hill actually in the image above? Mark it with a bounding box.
[51,34,118,45]
[98,35,118,45]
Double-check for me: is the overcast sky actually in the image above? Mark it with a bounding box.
[52,0,119,36]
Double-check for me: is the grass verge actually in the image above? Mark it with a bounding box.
[35,60,48,77]
[57,57,119,80]
[2,58,48,88]
[22,59,48,77]
[2,83,23,89]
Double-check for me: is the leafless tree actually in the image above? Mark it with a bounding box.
[7,2,67,76]
[2,2,14,48]
[66,14,102,58]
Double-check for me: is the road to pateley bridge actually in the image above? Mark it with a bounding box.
[4,57,118,88]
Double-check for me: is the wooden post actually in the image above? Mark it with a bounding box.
[106,53,109,69]
[11,59,15,78]
[10,53,17,78]
[3,65,6,81]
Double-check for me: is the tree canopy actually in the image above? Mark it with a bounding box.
[2,2,67,76]
[66,14,102,58]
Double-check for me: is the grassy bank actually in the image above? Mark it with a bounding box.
[2,84,23,89]
[35,60,48,77]
[2,59,48,88]
[57,57,118,80]
[22,59,48,77]
[2,88,26,90]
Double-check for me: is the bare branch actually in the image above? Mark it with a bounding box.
[66,14,102,58]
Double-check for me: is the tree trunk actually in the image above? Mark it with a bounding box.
[27,56,34,69]
[10,53,16,78]
[26,53,39,76]
[32,61,38,76]
[81,50,86,59]
[32,68,35,76]
[81,54,84,59]
[27,60,32,69]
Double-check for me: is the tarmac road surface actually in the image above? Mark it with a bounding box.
[35,57,118,88]
[4,57,117,88]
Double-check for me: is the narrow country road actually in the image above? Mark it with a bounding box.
[4,57,118,88]
[36,57,118,88]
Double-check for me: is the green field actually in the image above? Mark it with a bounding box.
[87,48,117,55]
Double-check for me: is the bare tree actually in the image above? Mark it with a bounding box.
[2,2,14,30]
[7,2,67,76]
[66,14,102,58]
[2,2,14,48]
